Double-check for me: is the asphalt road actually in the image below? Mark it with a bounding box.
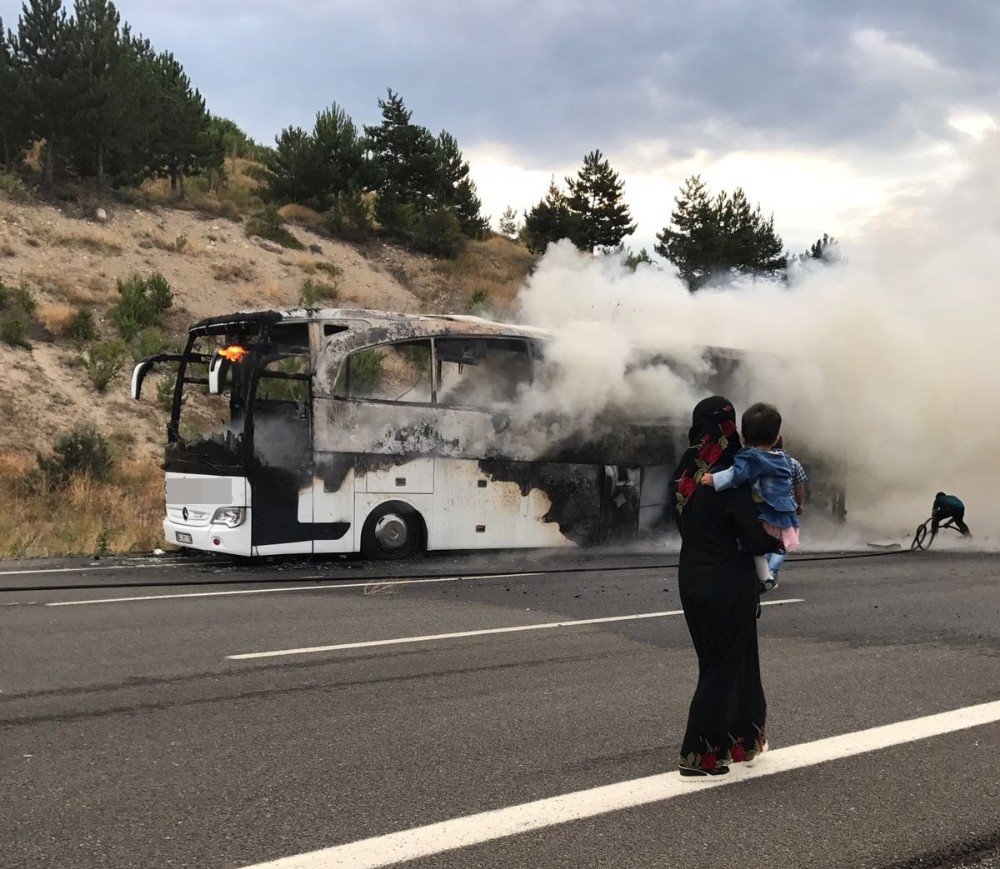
[1,549,998,868]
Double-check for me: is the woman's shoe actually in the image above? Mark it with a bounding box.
[679,764,730,779]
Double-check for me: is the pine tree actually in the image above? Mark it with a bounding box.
[566,149,636,252]
[498,206,519,240]
[434,131,464,202]
[259,126,319,206]
[622,246,653,271]
[15,0,74,186]
[801,233,840,263]
[0,21,31,168]
[313,103,368,208]
[117,31,164,178]
[655,175,786,290]
[206,115,259,160]
[522,179,584,254]
[364,89,440,229]
[654,175,716,288]
[451,176,488,239]
[715,188,785,277]
[145,50,210,197]
[258,104,367,217]
[436,131,487,238]
[65,0,136,184]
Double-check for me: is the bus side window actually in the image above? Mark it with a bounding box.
[436,338,531,410]
[337,340,433,404]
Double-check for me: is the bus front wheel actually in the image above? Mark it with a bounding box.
[361,502,424,560]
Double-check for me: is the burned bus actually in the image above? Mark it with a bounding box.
[131,309,722,557]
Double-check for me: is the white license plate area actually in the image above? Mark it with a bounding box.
[167,478,233,504]
[175,531,193,544]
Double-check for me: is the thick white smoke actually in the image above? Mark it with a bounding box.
[513,132,1000,544]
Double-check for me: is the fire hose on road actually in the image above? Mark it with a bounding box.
[910,517,963,551]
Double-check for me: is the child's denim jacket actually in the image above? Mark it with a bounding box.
[712,448,799,528]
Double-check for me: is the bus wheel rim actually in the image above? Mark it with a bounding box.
[374,514,409,551]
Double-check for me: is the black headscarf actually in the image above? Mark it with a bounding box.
[669,396,741,526]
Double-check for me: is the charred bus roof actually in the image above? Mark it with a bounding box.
[186,309,747,394]
[189,308,552,343]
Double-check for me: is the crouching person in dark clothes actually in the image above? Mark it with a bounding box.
[932,492,971,537]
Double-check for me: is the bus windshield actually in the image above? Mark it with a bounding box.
[165,319,310,474]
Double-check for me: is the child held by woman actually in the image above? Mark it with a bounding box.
[701,402,799,589]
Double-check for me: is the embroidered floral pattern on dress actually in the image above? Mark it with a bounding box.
[679,739,735,772]
[685,730,765,769]
[742,726,768,762]
[729,738,748,764]
[754,728,767,754]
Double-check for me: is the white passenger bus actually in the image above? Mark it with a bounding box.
[131,308,743,558]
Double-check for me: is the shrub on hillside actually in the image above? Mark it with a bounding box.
[67,309,98,346]
[0,281,37,349]
[211,262,258,283]
[313,261,342,279]
[110,273,173,341]
[131,327,170,362]
[298,278,338,307]
[469,289,488,312]
[0,282,37,315]
[245,206,304,250]
[84,340,126,392]
[0,316,30,348]
[38,303,77,337]
[35,425,114,491]
[0,171,32,203]
[277,203,325,226]
[156,376,175,410]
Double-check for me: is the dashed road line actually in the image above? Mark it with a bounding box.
[226,598,805,660]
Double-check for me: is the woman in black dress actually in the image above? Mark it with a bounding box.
[670,396,780,778]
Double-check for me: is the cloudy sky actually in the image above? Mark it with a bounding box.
[3,0,997,250]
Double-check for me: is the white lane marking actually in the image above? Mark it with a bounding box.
[227,599,805,660]
[0,562,205,577]
[240,698,1000,869]
[44,573,551,607]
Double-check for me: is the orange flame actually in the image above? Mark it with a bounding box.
[218,345,248,363]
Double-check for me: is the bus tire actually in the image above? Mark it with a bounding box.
[361,502,424,561]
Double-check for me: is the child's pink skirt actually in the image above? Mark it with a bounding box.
[763,522,800,552]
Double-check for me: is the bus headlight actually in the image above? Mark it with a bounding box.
[211,507,246,528]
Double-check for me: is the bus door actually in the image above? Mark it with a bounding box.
[601,465,642,542]
[248,332,316,555]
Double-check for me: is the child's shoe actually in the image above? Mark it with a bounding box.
[758,572,777,592]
